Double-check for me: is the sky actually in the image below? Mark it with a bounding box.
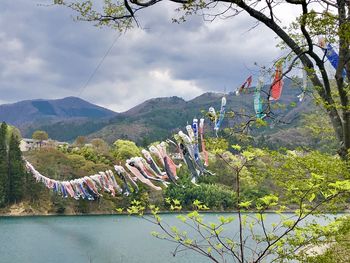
[0,0,302,112]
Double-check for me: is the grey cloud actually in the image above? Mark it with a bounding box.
[0,0,284,112]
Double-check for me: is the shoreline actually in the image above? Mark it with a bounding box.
[1,210,348,218]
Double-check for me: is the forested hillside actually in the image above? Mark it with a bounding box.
[88,78,310,145]
[0,79,312,145]
[1,122,341,216]
[0,97,117,142]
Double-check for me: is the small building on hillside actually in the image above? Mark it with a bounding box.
[20,138,68,151]
[20,139,40,151]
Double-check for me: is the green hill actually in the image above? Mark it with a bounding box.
[88,78,309,145]
[1,78,319,147]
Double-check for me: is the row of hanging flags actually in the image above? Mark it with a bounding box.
[209,61,285,130]
[25,38,346,200]
[232,38,346,121]
[25,118,213,200]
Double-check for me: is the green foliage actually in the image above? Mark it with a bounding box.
[58,142,115,167]
[302,11,338,43]
[56,0,133,31]
[32,130,49,147]
[6,126,22,142]
[0,122,8,207]
[76,199,91,214]
[165,198,183,211]
[32,130,49,141]
[266,150,350,211]
[22,142,159,214]
[25,170,47,204]
[205,137,228,154]
[127,199,146,215]
[51,194,68,214]
[303,216,350,263]
[0,123,27,206]
[70,146,113,166]
[165,182,236,210]
[8,134,25,203]
[74,136,86,147]
[23,147,119,214]
[300,113,337,153]
[27,147,111,180]
[254,118,268,128]
[90,138,109,154]
[112,139,140,161]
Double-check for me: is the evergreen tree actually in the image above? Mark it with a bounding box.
[25,171,44,204]
[8,134,25,204]
[0,122,8,207]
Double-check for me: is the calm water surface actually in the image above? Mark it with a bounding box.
[0,213,338,263]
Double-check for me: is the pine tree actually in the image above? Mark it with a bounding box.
[0,122,8,207]
[8,134,25,204]
[25,171,44,204]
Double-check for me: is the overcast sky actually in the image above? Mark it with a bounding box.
[0,0,302,112]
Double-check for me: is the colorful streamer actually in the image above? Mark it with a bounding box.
[25,160,122,200]
[270,64,284,101]
[199,118,209,166]
[174,133,200,184]
[319,37,347,76]
[126,160,162,191]
[141,149,165,178]
[208,107,217,124]
[214,96,226,135]
[254,76,266,119]
[114,165,139,196]
[192,118,200,161]
[25,105,221,197]
[157,142,179,184]
[325,43,347,76]
[236,75,253,96]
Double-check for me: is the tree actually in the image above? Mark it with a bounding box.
[32,130,49,148]
[25,171,45,204]
[5,126,22,143]
[90,138,109,154]
[0,122,8,207]
[74,136,87,147]
[7,134,25,204]
[112,139,141,161]
[54,1,350,157]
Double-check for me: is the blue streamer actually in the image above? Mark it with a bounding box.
[214,97,226,134]
[192,119,200,161]
[326,43,347,77]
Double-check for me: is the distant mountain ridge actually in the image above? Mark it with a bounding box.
[87,79,309,144]
[0,97,118,140]
[0,96,117,126]
[0,80,310,143]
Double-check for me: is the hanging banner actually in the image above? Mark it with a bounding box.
[270,64,284,101]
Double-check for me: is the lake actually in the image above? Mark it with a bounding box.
[0,213,338,263]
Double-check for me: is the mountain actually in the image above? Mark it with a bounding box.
[0,96,117,125]
[87,79,311,145]
[0,97,118,140]
[1,79,312,144]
